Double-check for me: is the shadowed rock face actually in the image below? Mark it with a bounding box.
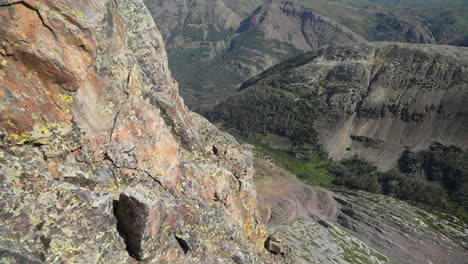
[0,0,272,263]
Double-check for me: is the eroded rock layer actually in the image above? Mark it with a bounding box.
[0,0,270,263]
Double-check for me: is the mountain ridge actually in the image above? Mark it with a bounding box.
[205,42,468,170]
[144,0,468,106]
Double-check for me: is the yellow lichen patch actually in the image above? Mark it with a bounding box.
[71,10,84,19]
[30,122,70,143]
[9,133,32,144]
[13,43,19,48]
[0,59,7,68]
[45,90,51,96]
[162,225,171,233]
[49,240,82,257]
[50,8,61,15]
[258,225,266,238]
[58,94,73,104]
[31,124,51,140]
[18,133,31,144]
[40,126,49,135]
[6,119,14,127]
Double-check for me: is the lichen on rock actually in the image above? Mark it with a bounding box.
[0,0,272,263]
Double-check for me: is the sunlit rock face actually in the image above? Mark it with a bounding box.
[0,0,271,263]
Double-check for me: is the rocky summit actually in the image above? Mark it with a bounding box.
[0,0,276,263]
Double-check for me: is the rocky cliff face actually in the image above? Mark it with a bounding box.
[369,13,437,44]
[145,0,243,54]
[0,0,272,263]
[206,43,468,170]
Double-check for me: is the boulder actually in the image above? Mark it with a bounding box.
[116,183,178,261]
[264,233,284,255]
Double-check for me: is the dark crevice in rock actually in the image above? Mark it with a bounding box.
[124,67,133,96]
[107,110,120,147]
[112,199,138,261]
[231,255,243,264]
[213,191,220,201]
[103,150,164,188]
[174,234,190,254]
[39,236,50,251]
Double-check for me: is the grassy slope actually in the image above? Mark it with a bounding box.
[246,134,335,187]
[245,134,468,224]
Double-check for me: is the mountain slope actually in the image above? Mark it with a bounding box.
[230,1,365,73]
[144,0,365,107]
[204,42,468,171]
[254,158,468,264]
[144,0,468,107]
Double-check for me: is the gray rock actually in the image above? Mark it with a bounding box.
[117,183,178,261]
[265,233,284,255]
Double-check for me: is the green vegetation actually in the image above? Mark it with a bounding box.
[247,134,334,187]
[167,48,245,106]
[399,143,468,222]
[225,31,300,70]
[243,131,467,223]
[166,30,300,107]
[202,85,322,153]
[326,143,468,224]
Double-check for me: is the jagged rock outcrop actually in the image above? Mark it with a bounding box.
[206,43,468,170]
[0,0,272,263]
[264,233,285,255]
